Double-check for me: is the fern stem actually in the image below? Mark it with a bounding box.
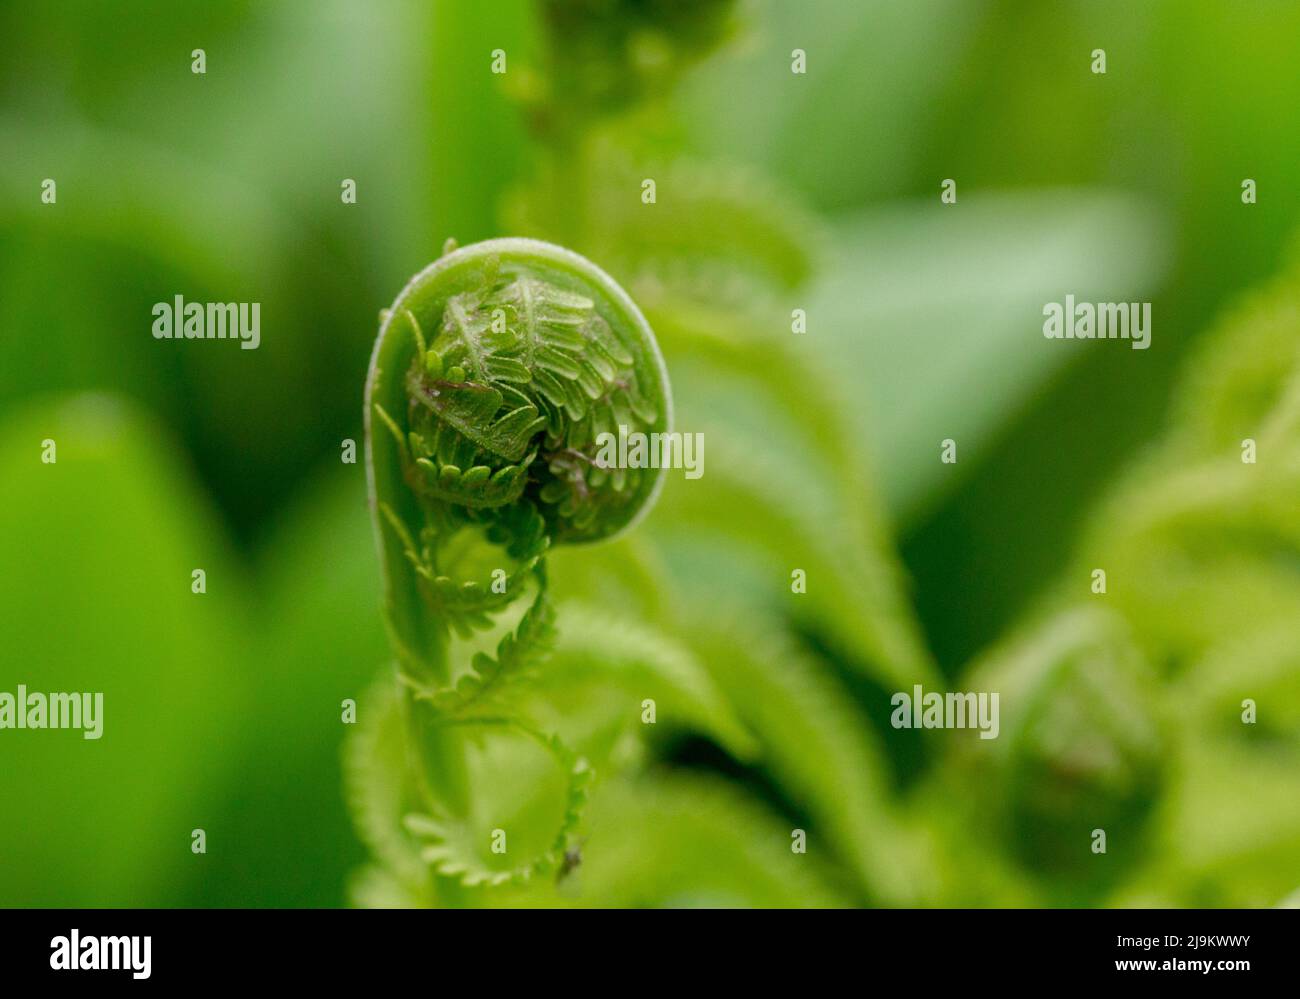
[362,238,670,893]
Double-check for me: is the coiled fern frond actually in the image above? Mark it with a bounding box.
[363,238,670,891]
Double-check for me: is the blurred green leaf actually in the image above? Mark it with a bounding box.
[188,469,387,905]
[681,0,978,210]
[808,191,1168,520]
[0,394,248,905]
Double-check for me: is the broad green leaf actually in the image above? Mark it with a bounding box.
[681,0,978,210]
[0,394,247,906]
[809,191,1168,521]
[188,468,389,906]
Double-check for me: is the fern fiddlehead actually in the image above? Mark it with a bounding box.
[364,237,671,891]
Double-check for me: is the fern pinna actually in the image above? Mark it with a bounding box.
[363,237,671,890]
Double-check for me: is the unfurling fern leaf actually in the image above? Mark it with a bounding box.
[957,608,1164,893]
[504,141,821,316]
[541,600,759,763]
[361,238,671,893]
[685,613,927,906]
[1166,268,1300,460]
[1059,265,1300,905]
[1071,264,1300,668]
[498,773,852,908]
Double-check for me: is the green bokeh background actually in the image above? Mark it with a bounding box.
[3,0,1299,907]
